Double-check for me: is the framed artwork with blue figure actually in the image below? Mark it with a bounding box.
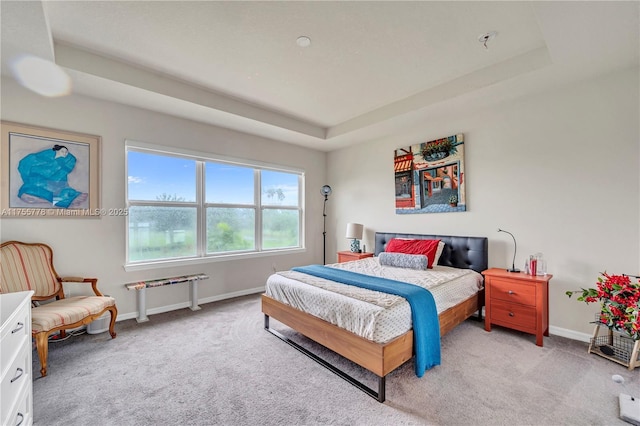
[1,121,100,217]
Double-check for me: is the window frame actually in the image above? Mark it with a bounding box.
[124,141,305,271]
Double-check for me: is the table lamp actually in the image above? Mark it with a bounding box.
[346,223,364,253]
[498,228,520,272]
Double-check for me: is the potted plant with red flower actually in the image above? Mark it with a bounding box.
[566,273,640,341]
[567,273,640,369]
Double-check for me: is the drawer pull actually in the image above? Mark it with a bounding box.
[10,367,24,383]
[16,412,24,426]
[509,312,515,317]
[11,322,24,334]
[508,291,515,295]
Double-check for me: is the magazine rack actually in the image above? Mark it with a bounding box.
[588,320,640,370]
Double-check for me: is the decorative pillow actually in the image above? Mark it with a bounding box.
[378,252,428,270]
[385,238,441,268]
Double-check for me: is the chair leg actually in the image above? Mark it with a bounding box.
[108,306,118,339]
[35,332,50,377]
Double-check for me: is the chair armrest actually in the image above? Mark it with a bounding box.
[60,277,103,296]
[60,276,88,282]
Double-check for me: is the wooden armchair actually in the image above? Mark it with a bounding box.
[0,241,117,377]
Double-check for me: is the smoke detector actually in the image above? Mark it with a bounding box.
[478,31,497,49]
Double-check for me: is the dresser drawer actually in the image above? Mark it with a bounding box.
[489,278,536,306]
[0,307,30,378]
[1,345,31,420]
[2,377,32,426]
[490,299,537,330]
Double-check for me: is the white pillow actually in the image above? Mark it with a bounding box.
[433,241,445,266]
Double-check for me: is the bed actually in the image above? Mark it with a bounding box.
[262,232,488,402]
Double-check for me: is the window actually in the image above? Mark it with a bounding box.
[126,144,304,265]
[261,170,300,250]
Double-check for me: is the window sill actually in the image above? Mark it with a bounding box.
[123,248,306,272]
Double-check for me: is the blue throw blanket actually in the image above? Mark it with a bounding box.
[291,264,441,377]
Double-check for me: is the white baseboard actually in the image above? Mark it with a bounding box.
[116,286,265,322]
[549,325,591,343]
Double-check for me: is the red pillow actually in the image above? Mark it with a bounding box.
[385,239,441,268]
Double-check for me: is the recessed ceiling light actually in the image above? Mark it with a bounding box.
[478,31,497,49]
[296,36,311,48]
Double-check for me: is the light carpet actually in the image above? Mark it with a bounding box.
[31,294,639,425]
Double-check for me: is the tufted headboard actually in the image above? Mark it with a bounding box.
[374,232,488,274]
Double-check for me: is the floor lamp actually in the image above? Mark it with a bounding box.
[321,185,332,265]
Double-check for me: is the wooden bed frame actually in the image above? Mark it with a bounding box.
[262,232,488,402]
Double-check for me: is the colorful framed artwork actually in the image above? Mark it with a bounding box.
[394,133,466,214]
[1,121,101,217]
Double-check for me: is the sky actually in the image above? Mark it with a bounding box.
[127,151,299,205]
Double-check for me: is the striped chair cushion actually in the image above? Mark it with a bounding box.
[1,243,60,297]
[31,296,116,333]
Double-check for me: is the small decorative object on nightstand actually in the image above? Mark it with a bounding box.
[337,251,374,263]
[482,268,552,346]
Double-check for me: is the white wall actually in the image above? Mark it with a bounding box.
[2,66,638,339]
[0,77,327,319]
[327,66,639,338]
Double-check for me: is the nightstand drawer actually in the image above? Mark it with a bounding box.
[490,278,536,306]
[490,299,537,330]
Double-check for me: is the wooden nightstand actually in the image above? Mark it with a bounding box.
[482,268,553,346]
[337,251,374,263]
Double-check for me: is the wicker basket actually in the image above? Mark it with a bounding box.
[591,333,637,363]
[588,319,640,370]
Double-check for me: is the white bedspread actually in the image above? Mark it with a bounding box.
[265,257,483,344]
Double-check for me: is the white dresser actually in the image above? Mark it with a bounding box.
[1,291,34,426]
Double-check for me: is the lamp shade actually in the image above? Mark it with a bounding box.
[345,223,364,240]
